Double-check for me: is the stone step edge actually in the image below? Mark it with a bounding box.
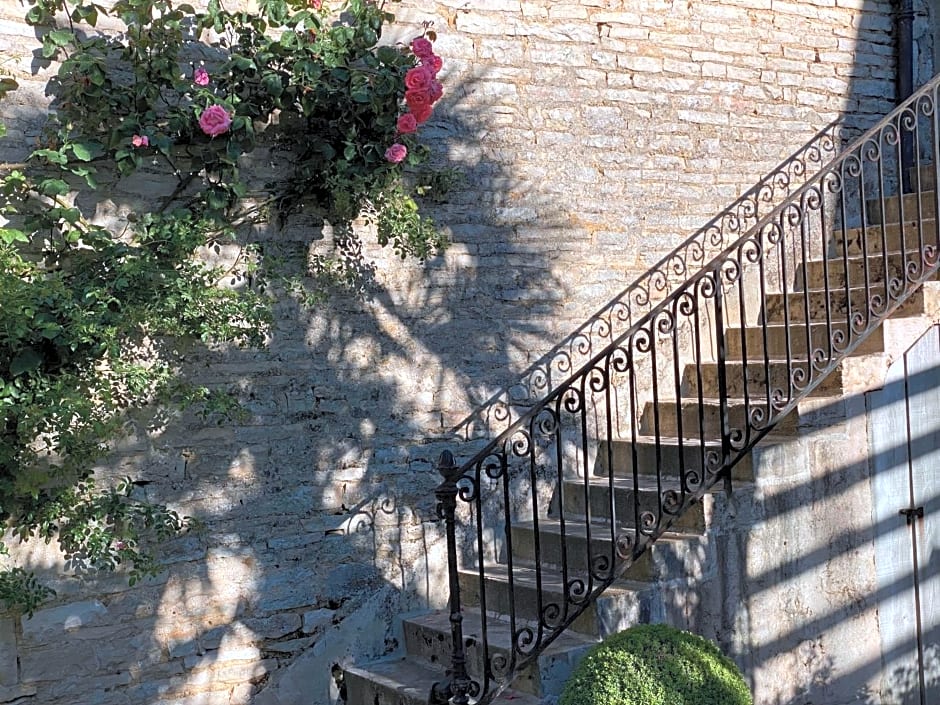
[343,657,542,705]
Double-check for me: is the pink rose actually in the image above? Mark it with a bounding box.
[405,65,434,91]
[131,134,149,147]
[410,103,432,125]
[423,54,443,75]
[428,79,443,104]
[194,67,210,86]
[397,113,418,134]
[411,37,433,59]
[199,105,232,137]
[385,143,408,163]
[309,0,323,7]
[405,88,431,112]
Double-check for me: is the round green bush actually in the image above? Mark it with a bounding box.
[559,624,752,705]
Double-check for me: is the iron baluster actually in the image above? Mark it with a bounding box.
[713,270,733,497]
[431,450,472,705]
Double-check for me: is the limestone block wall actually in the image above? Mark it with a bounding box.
[0,1,905,704]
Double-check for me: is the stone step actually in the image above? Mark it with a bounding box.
[725,321,886,359]
[457,563,662,638]
[344,657,541,705]
[794,250,939,291]
[639,398,798,438]
[832,218,938,256]
[403,608,596,698]
[867,190,937,224]
[760,284,929,324]
[908,163,939,191]
[559,475,706,533]
[510,518,706,580]
[595,437,755,482]
[684,358,844,399]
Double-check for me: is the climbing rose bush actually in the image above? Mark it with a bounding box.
[0,0,451,613]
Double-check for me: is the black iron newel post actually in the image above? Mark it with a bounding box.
[429,450,472,705]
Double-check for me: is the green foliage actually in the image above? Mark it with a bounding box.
[559,624,753,705]
[0,0,450,614]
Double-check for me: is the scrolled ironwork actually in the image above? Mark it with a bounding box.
[587,364,609,393]
[567,577,589,603]
[811,346,831,373]
[542,601,565,629]
[615,531,635,560]
[561,386,584,415]
[489,652,512,682]
[507,429,532,459]
[590,552,613,581]
[899,106,919,135]
[831,327,848,353]
[662,489,682,515]
[513,626,538,655]
[481,456,505,483]
[639,510,658,535]
[534,407,559,440]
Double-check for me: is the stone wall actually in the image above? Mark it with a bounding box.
[0,1,905,704]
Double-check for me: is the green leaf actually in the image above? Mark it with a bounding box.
[72,4,99,26]
[261,72,283,98]
[38,179,70,197]
[47,29,74,47]
[69,166,98,189]
[9,349,42,377]
[30,149,68,166]
[69,142,100,162]
[0,228,28,245]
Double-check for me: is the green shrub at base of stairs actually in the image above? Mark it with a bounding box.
[558,623,752,705]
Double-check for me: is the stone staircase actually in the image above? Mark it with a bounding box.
[342,178,940,704]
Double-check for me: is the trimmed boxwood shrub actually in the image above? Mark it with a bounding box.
[559,624,752,705]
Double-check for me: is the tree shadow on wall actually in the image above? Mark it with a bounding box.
[1,63,574,704]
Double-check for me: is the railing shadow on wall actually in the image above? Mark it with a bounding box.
[448,117,856,447]
[431,73,940,705]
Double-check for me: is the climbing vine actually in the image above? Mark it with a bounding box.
[0,0,449,613]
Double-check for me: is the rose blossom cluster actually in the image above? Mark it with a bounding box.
[385,35,444,163]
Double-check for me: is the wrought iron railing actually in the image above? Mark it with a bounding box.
[453,119,853,444]
[432,72,940,705]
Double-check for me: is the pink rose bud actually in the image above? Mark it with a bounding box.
[309,0,323,8]
[194,67,210,86]
[132,134,149,147]
[199,105,233,137]
[411,37,433,60]
[385,143,408,164]
[397,113,418,134]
